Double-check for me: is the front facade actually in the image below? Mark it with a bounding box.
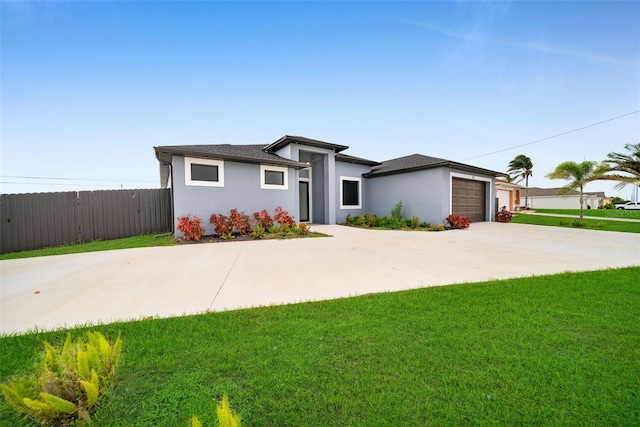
[154,136,502,236]
[495,179,523,211]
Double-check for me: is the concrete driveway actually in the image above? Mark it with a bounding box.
[1,223,638,334]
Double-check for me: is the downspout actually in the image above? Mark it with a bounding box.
[154,160,175,238]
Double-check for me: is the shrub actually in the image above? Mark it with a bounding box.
[419,222,430,228]
[191,394,241,427]
[273,207,295,227]
[177,215,205,241]
[495,210,514,223]
[430,223,445,231]
[366,213,378,228]
[299,223,310,235]
[251,223,265,239]
[252,209,273,230]
[355,215,367,227]
[229,209,251,235]
[345,213,353,225]
[1,332,122,426]
[210,214,233,236]
[571,219,586,227]
[409,216,420,229]
[390,201,403,221]
[446,214,471,229]
[278,223,291,235]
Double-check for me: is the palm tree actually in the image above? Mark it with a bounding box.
[600,143,640,189]
[545,160,611,221]
[507,155,533,208]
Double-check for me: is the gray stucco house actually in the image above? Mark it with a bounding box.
[154,135,502,236]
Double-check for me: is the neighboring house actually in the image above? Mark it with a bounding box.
[525,187,605,209]
[154,135,503,236]
[495,179,523,211]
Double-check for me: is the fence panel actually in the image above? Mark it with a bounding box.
[0,189,172,254]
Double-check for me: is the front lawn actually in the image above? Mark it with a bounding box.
[533,208,640,219]
[2,268,638,426]
[0,234,177,261]
[512,213,640,233]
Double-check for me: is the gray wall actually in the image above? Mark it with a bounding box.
[172,156,296,236]
[367,168,450,225]
[335,161,371,223]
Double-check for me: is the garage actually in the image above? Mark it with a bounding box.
[452,178,486,222]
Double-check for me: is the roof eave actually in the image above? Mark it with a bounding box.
[264,135,349,153]
[153,146,309,169]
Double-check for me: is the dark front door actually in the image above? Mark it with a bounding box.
[299,181,310,222]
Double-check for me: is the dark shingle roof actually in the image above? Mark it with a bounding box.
[264,135,349,153]
[335,153,380,166]
[364,154,503,178]
[154,144,309,169]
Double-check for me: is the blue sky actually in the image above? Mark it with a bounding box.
[2,1,639,198]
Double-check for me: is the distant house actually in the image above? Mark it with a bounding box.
[525,187,605,209]
[154,135,503,237]
[495,179,524,211]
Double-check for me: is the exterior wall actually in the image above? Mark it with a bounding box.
[367,168,451,225]
[298,146,337,224]
[334,161,372,223]
[172,156,296,236]
[497,189,511,211]
[528,195,602,210]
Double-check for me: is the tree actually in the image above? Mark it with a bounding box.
[600,143,640,189]
[545,160,610,221]
[507,155,533,208]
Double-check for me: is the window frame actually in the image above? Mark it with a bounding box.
[185,157,224,187]
[260,164,289,190]
[340,176,362,209]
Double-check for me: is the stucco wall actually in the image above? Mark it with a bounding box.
[335,161,371,223]
[528,195,602,210]
[367,168,451,225]
[172,156,296,236]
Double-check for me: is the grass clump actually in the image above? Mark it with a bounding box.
[1,332,122,426]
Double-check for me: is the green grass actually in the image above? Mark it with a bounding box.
[533,208,640,219]
[0,234,176,260]
[512,213,640,233]
[2,268,639,426]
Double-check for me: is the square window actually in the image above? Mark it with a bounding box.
[340,177,362,209]
[185,157,224,187]
[260,165,288,190]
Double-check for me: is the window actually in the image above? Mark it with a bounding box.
[185,157,224,187]
[340,176,362,209]
[260,165,288,190]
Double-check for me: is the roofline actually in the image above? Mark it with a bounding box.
[153,146,309,169]
[335,153,381,166]
[264,135,349,153]
[363,161,503,178]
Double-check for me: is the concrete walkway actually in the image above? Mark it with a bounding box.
[1,222,639,334]
[517,211,640,222]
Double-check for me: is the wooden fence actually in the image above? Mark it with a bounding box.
[0,189,172,254]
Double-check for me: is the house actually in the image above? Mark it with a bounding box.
[154,135,503,236]
[525,187,605,209]
[495,179,524,211]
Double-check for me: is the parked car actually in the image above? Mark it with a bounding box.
[615,201,640,210]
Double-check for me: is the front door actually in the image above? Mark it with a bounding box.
[299,168,312,222]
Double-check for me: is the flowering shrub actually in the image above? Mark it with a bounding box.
[229,209,251,235]
[446,214,471,229]
[177,215,205,241]
[299,222,310,235]
[210,214,233,236]
[253,209,273,230]
[496,210,514,223]
[274,206,295,227]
